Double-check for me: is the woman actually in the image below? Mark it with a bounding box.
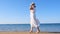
[29,2,40,33]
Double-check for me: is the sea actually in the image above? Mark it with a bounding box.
[0,23,60,32]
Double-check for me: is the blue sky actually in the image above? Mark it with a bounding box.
[0,0,60,24]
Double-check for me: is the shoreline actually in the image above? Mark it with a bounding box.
[0,32,60,34]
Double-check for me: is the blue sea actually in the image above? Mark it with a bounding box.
[0,23,60,32]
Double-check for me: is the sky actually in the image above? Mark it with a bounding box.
[0,0,60,24]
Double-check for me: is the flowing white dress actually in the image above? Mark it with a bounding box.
[30,9,40,28]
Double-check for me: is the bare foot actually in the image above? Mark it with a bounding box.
[29,30,33,33]
[36,30,40,33]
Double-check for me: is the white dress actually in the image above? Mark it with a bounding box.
[30,9,40,28]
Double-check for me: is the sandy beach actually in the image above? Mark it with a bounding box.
[0,32,60,34]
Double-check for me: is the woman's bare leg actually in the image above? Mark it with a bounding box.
[29,27,33,32]
[36,26,40,33]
